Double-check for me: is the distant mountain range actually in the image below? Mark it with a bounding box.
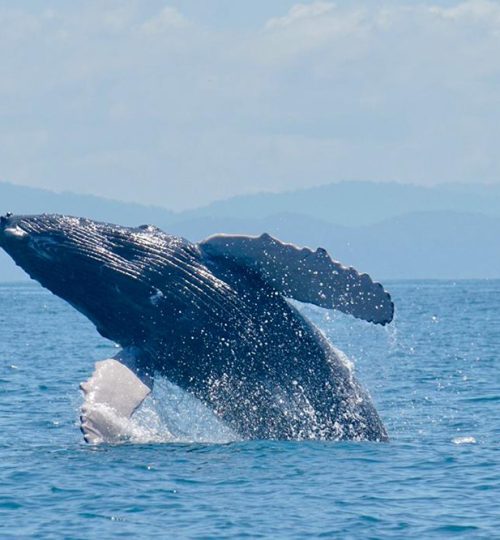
[1,180,499,280]
[179,181,500,226]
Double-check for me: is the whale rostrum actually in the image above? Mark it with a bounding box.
[0,213,394,443]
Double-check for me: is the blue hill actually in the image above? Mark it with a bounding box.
[176,181,500,226]
[1,181,499,280]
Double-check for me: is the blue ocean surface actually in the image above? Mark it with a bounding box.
[0,280,499,538]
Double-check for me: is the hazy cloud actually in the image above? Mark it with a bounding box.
[429,0,500,22]
[265,2,335,29]
[0,1,499,209]
[140,6,188,34]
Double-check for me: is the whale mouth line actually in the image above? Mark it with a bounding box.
[3,225,28,239]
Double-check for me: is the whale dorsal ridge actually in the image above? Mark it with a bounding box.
[199,233,394,325]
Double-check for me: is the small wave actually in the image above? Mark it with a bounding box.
[452,436,476,445]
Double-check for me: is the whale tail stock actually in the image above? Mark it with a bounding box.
[199,233,394,325]
[80,350,152,444]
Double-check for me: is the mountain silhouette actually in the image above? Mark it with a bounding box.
[1,181,499,280]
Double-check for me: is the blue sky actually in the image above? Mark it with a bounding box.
[1,0,499,209]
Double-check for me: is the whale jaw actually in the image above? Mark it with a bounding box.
[0,213,178,347]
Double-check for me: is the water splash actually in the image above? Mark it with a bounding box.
[82,377,239,445]
[452,436,477,445]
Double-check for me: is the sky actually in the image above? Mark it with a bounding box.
[1,0,499,210]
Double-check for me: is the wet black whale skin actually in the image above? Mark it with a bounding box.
[0,213,389,441]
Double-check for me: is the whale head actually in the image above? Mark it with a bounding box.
[0,213,193,346]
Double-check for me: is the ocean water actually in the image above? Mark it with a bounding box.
[0,280,499,538]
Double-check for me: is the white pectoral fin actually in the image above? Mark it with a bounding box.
[199,233,394,325]
[80,358,152,444]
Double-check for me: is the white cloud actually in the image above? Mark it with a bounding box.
[266,2,335,29]
[140,6,188,35]
[429,0,500,23]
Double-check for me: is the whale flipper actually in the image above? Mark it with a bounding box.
[199,233,393,325]
[80,355,152,444]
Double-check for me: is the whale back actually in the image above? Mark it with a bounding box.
[155,256,388,441]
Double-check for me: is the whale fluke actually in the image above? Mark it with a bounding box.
[199,233,394,325]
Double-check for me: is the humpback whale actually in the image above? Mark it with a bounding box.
[0,213,393,443]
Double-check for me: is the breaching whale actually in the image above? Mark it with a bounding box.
[0,213,394,443]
